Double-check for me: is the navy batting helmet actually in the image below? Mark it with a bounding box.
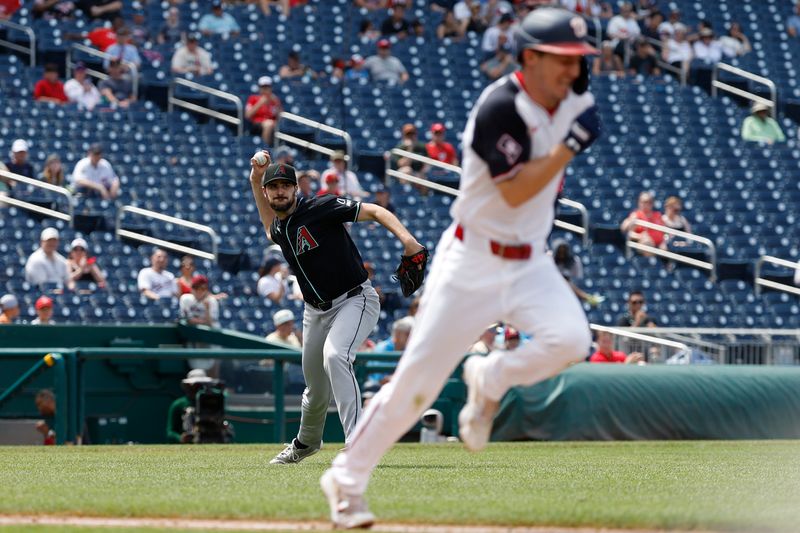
[513,7,598,57]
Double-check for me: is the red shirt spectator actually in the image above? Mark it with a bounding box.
[621,191,666,248]
[245,91,281,123]
[0,0,20,19]
[88,27,117,51]
[589,331,645,364]
[317,174,341,197]
[589,350,627,363]
[33,64,68,104]
[425,123,458,165]
[245,76,282,144]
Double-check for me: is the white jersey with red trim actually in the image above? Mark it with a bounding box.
[451,71,594,246]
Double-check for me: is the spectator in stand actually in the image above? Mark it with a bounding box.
[354,0,389,10]
[425,123,458,165]
[393,123,429,180]
[787,2,800,38]
[32,0,76,20]
[273,145,296,166]
[77,16,124,51]
[468,324,498,355]
[719,22,751,58]
[318,173,342,197]
[171,34,214,76]
[436,9,463,40]
[661,196,692,245]
[657,8,681,37]
[480,40,517,80]
[741,102,785,144]
[358,19,381,41]
[70,143,120,200]
[628,39,661,76]
[364,39,409,84]
[33,64,69,105]
[296,170,317,200]
[589,330,645,363]
[31,296,55,324]
[198,1,240,37]
[617,290,656,328]
[266,309,301,348]
[245,76,282,144]
[39,154,65,187]
[0,0,20,20]
[103,26,141,70]
[158,7,183,45]
[177,255,195,295]
[640,10,663,42]
[633,0,656,18]
[692,28,722,66]
[129,3,151,46]
[560,0,604,17]
[64,62,101,111]
[592,41,625,77]
[373,185,395,213]
[179,275,220,327]
[99,59,136,108]
[6,139,35,178]
[0,294,20,324]
[344,54,370,81]
[410,18,424,38]
[279,50,317,79]
[481,12,514,56]
[25,228,73,290]
[320,150,368,200]
[138,248,178,300]
[380,1,410,38]
[621,191,666,253]
[662,23,692,80]
[78,0,122,21]
[375,316,414,352]
[67,237,106,288]
[551,239,604,307]
[606,2,641,59]
[256,257,288,304]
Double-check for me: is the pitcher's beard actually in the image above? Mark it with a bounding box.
[269,198,293,213]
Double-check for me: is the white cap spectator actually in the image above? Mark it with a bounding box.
[11,139,28,153]
[41,227,59,241]
[1,294,18,310]
[273,309,296,326]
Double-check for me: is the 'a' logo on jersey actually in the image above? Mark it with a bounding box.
[296,225,319,255]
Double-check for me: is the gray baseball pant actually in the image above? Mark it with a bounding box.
[297,280,380,447]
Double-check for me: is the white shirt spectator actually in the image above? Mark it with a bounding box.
[665,38,692,64]
[179,293,220,327]
[719,35,745,58]
[257,274,286,300]
[70,157,117,189]
[693,39,723,63]
[607,14,641,44]
[481,25,514,54]
[171,45,214,75]
[137,267,177,298]
[363,54,407,83]
[64,78,101,111]
[25,249,70,286]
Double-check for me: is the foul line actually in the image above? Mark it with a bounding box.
[0,515,717,533]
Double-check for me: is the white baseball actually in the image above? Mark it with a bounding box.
[253,151,268,166]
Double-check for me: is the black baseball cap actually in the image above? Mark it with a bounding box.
[262,163,298,187]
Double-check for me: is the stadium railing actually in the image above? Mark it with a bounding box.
[754,255,800,297]
[168,77,244,137]
[0,19,35,66]
[66,43,139,101]
[115,205,219,261]
[0,168,74,223]
[711,62,777,118]
[624,219,717,281]
[274,111,354,165]
[386,149,591,245]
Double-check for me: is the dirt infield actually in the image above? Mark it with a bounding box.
[0,515,714,533]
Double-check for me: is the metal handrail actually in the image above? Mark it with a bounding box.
[67,43,139,100]
[641,35,686,85]
[712,62,777,118]
[0,169,74,224]
[115,205,218,261]
[168,77,243,136]
[386,152,590,242]
[0,19,36,66]
[274,111,354,166]
[590,324,689,352]
[625,219,717,281]
[754,255,800,297]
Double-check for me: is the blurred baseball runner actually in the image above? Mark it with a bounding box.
[321,6,601,529]
[248,156,424,465]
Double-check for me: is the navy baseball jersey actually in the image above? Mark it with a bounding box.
[269,195,368,306]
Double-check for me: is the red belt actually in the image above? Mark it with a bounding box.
[454,224,532,260]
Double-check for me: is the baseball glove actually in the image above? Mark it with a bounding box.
[393,247,429,297]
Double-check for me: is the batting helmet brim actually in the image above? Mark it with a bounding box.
[529,42,599,55]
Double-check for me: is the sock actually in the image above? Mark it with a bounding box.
[293,438,309,449]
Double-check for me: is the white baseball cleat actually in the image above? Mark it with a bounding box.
[320,469,375,529]
[269,439,321,464]
[458,355,500,452]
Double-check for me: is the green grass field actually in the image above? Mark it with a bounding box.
[1,441,799,532]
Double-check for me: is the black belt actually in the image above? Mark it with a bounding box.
[309,286,363,311]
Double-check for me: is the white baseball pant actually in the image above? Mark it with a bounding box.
[297,281,380,447]
[330,223,591,494]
